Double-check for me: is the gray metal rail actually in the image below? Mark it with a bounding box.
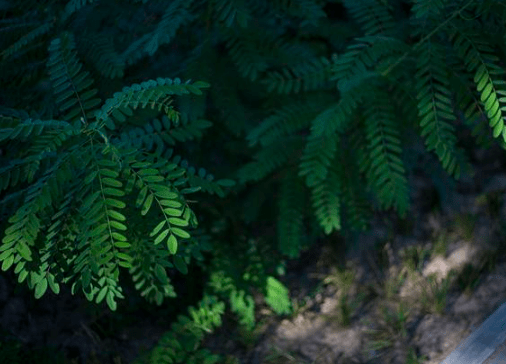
[442,302,506,364]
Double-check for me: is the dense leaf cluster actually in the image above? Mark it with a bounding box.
[1,0,506,362]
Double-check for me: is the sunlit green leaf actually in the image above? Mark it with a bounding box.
[99,168,119,178]
[116,252,132,261]
[159,199,182,208]
[265,276,292,315]
[107,209,126,221]
[111,232,127,241]
[168,217,188,227]
[167,234,177,254]
[114,241,131,248]
[136,185,148,208]
[171,227,190,239]
[105,198,126,208]
[152,184,178,199]
[109,220,127,231]
[16,242,32,261]
[144,175,164,183]
[103,187,125,196]
[164,208,182,217]
[154,229,170,245]
[141,193,154,215]
[96,286,108,304]
[150,220,166,237]
[106,291,117,311]
[102,177,123,187]
[34,278,48,299]
[0,249,13,261]
[118,261,132,268]
[47,274,60,294]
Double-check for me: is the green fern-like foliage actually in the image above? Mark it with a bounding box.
[210,0,251,28]
[265,276,292,315]
[138,248,291,363]
[78,31,125,79]
[1,0,504,274]
[0,30,236,311]
[208,271,256,330]
[238,0,506,258]
[450,19,506,141]
[343,0,396,36]
[363,87,410,216]
[122,0,195,65]
[415,40,464,179]
[48,32,102,124]
[1,22,54,61]
[262,56,333,94]
[136,295,225,364]
[3,0,506,360]
[206,230,292,327]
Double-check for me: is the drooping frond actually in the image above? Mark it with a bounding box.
[262,56,333,94]
[61,0,99,22]
[310,161,341,235]
[121,0,195,65]
[411,0,448,19]
[1,22,53,60]
[209,0,251,28]
[415,39,467,179]
[95,78,210,130]
[116,114,212,156]
[451,67,494,149]
[331,35,409,90]
[247,95,334,147]
[224,32,270,82]
[269,0,326,27]
[238,137,305,183]
[342,0,395,36]
[449,20,506,144]
[129,236,176,306]
[3,1,506,349]
[363,88,410,216]
[299,89,362,188]
[47,32,102,124]
[78,32,125,79]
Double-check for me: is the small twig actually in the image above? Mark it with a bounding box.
[80,321,101,346]
[381,0,475,77]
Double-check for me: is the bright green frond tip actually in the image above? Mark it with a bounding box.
[265,276,292,315]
